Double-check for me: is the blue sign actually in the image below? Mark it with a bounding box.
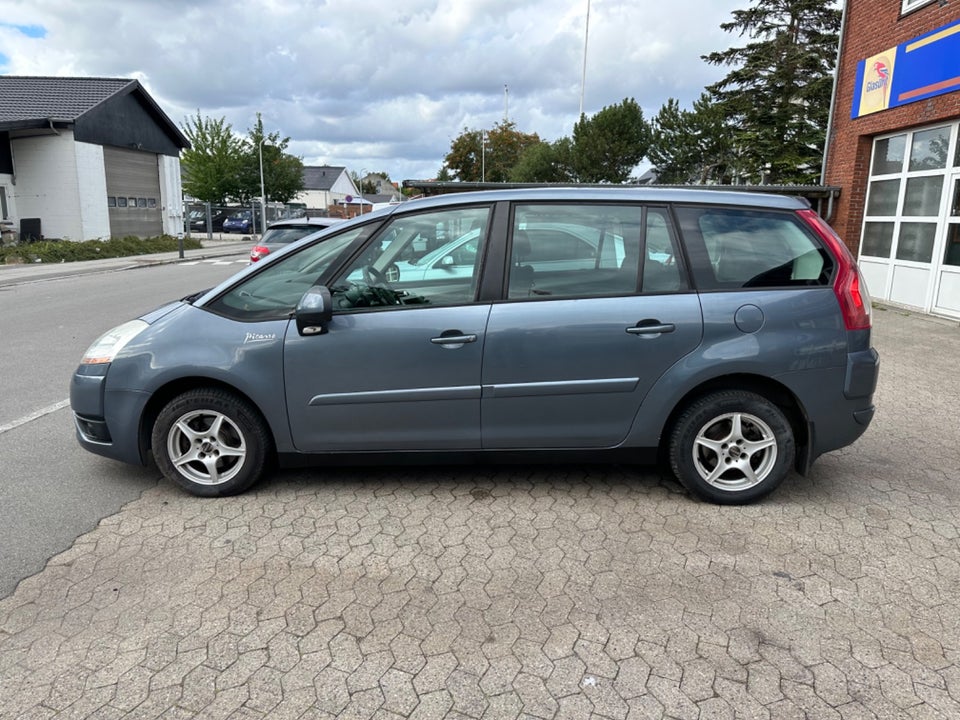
[852,17,960,118]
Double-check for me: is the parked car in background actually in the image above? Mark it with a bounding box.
[71,187,878,505]
[189,208,230,234]
[249,217,344,262]
[223,211,255,234]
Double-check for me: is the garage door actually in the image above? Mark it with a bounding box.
[104,146,162,238]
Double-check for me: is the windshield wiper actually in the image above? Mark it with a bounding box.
[181,288,212,304]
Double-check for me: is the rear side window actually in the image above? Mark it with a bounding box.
[675,206,834,290]
[507,204,685,299]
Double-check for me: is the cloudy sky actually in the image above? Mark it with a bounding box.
[0,0,746,182]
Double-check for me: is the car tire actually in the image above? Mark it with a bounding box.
[151,388,270,497]
[669,390,794,505]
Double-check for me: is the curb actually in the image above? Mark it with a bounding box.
[0,243,250,288]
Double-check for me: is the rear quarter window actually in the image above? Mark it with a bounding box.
[675,206,834,290]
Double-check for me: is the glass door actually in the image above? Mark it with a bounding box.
[932,174,960,317]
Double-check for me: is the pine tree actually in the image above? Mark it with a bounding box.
[703,0,840,185]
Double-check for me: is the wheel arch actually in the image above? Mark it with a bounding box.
[138,377,277,464]
[658,373,811,475]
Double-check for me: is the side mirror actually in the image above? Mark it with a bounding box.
[440,255,455,268]
[295,285,333,335]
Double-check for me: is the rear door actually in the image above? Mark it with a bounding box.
[481,203,703,449]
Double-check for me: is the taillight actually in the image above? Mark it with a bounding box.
[250,245,269,262]
[797,209,872,330]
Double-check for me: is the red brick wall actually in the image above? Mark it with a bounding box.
[824,0,960,253]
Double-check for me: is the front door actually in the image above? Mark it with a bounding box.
[285,204,495,452]
[284,305,490,451]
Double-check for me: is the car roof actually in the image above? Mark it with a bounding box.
[391,187,811,214]
[266,217,342,229]
[273,187,812,240]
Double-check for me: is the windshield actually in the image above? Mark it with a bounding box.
[260,226,320,245]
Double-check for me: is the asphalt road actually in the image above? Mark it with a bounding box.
[0,257,247,597]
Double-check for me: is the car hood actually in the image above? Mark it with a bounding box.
[139,299,190,324]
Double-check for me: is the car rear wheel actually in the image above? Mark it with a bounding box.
[669,390,794,504]
[151,389,270,497]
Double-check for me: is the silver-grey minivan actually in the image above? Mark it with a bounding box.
[71,188,879,504]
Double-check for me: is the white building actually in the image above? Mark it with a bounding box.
[0,76,189,241]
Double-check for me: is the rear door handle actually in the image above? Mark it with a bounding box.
[626,320,676,335]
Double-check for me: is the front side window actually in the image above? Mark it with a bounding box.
[330,206,491,312]
[207,226,369,320]
[676,206,833,290]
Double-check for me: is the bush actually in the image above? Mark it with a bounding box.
[0,235,203,264]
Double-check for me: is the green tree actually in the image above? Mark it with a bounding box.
[510,138,575,183]
[647,94,734,184]
[703,0,841,184]
[180,112,245,204]
[572,98,648,183]
[443,121,541,182]
[241,114,304,204]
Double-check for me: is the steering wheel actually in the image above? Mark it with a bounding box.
[363,265,389,285]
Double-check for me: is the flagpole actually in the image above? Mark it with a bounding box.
[579,0,591,118]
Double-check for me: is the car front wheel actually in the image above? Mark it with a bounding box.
[151,389,270,497]
[669,390,795,504]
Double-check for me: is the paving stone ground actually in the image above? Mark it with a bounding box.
[1,306,958,719]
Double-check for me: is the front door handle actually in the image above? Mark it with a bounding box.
[626,320,676,335]
[431,330,478,346]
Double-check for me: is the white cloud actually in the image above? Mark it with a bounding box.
[1,0,744,180]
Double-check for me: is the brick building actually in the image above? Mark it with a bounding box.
[824,1,960,319]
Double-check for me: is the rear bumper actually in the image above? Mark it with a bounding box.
[845,348,880,399]
[809,350,880,468]
[777,348,879,474]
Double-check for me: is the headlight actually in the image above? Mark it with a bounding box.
[80,320,148,365]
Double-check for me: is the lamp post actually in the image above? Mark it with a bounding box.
[357,168,367,216]
[258,138,267,235]
[481,132,486,182]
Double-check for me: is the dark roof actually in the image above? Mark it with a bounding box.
[0,76,188,147]
[0,76,132,123]
[302,166,348,191]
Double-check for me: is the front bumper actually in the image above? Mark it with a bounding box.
[70,364,150,466]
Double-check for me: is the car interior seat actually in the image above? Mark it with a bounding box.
[509,230,535,296]
[615,238,641,292]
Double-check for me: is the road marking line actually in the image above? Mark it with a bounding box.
[0,399,71,435]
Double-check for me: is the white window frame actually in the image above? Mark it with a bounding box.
[902,0,936,14]
[861,124,955,265]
